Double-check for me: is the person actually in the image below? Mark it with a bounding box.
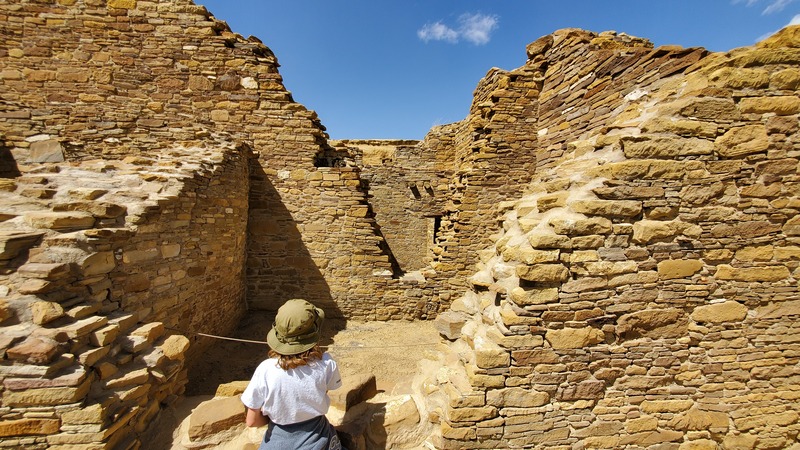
[241,299,344,450]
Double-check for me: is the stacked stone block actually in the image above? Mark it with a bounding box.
[424,27,800,449]
[0,144,248,448]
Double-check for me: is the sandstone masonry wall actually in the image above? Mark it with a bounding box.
[0,144,248,449]
[423,27,800,450]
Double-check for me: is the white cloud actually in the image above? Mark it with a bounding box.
[458,13,499,45]
[733,0,798,13]
[417,13,499,45]
[417,22,459,43]
[756,13,800,41]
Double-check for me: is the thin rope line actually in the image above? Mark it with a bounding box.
[166,327,441,349]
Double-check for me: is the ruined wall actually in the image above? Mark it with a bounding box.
[0,0,439,321]
[333,139,445,273]
[0,144,249,448]
[424,28,800,449]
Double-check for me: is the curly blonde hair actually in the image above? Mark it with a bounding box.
[268,344,323,370]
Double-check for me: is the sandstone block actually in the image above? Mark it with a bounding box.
[104,367,149,389]
[330,373,377,411]
[641,117,717,137]
[516,264,569,282]
[447,406,498,423]
[626,416,658,433]
[90,324,120,347]
[24,211,95,231]
[691,301,748,323]
[6,336,59,364]
[669,407,729,431]
[715,264,790,282]
[365,394,420,448]
[0,418,60,437]
[570,200,641,217]
[785,215,800,236]
[3,376,91,407]
[528,232,571,249]
[215,381,249,397]
[510,287,559,305]
[512,348,560,365]
[739,95,800,115]
[709,67,770,89]
[62,316,109,339]
[617,308,683,338]
[622,136,713,158]
[17,262,70,280]
[590,159,707,180]
[475,347,510,369]
[31,301,65,325]
[679,439,720,450]
[108,0,136,8]
[29,139,65,163]
[715,125,769,158]
[515,248,560,264]
[632,219,701,243]
[620,430,683,446]
[435,311,469,340]
[161,335,190,360]
[487,388,549,408]
[79,252,116,276]
[658,259,703,280]
[677,97,740,121]
[558,380,605,401]
[545,327,604,350]
[641,399,693,413]
[188,396,245,441]
[131,322,165,343]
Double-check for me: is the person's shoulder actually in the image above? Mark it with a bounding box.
[320,352,338,365]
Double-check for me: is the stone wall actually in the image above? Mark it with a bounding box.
[423,27,800,449]
[0,144,249,449]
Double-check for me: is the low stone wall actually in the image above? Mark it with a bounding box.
[424,27,800,449]
[0,144,249,449]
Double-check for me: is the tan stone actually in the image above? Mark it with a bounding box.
[641,399,693,413]
[622,136,713,158]
[658,259,703,280]
[6,337,59,364]
[678,439,717,450]
[626,416,657,433]
[3,376,91,407]
[617,308,683,338]
[79,252,116,276]
[715,264,790,281]
[0,418,60,437]
[330,373,378,411]
[771,68,800,90]
[487,388,549,408]
[509,287,559,305]
[24,211,95,231]
[188,396,245,440]
[570,200,641,217]
[131,322,165,343]
[739,95,800,115]
[89,324,120,346]
[31,301,65,325]
[108,0,136,8]
[670,407,729,431]
[516,263,569,282]
[447,406,498,423]
[641,117,717,138]
[715,125,769,158]
[215,380,250,397]
[545,327,604,350]
[691,301,747,323]
[723,434,757,450]
[735,245,774,261]
[161,334,190,360]
[785,215,800,236]
[708,67,770,89]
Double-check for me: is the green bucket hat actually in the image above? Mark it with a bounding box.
[267,299,325,355]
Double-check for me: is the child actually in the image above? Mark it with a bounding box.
[241,299,343,450]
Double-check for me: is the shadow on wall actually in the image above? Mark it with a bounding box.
[246,151,343,320]
[0,143,20,178]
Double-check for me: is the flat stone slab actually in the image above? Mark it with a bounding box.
[330,373,377,411]
[188,396,246,441]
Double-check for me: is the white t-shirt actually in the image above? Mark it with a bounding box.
[241,352,342,426]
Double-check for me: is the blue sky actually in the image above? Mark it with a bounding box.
[198,0,800,140]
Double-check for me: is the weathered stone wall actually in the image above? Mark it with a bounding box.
[424,27,800,449]
[0,144,248,449]
[333,139,445,273]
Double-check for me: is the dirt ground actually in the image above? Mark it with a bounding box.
[186,311,442,396]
